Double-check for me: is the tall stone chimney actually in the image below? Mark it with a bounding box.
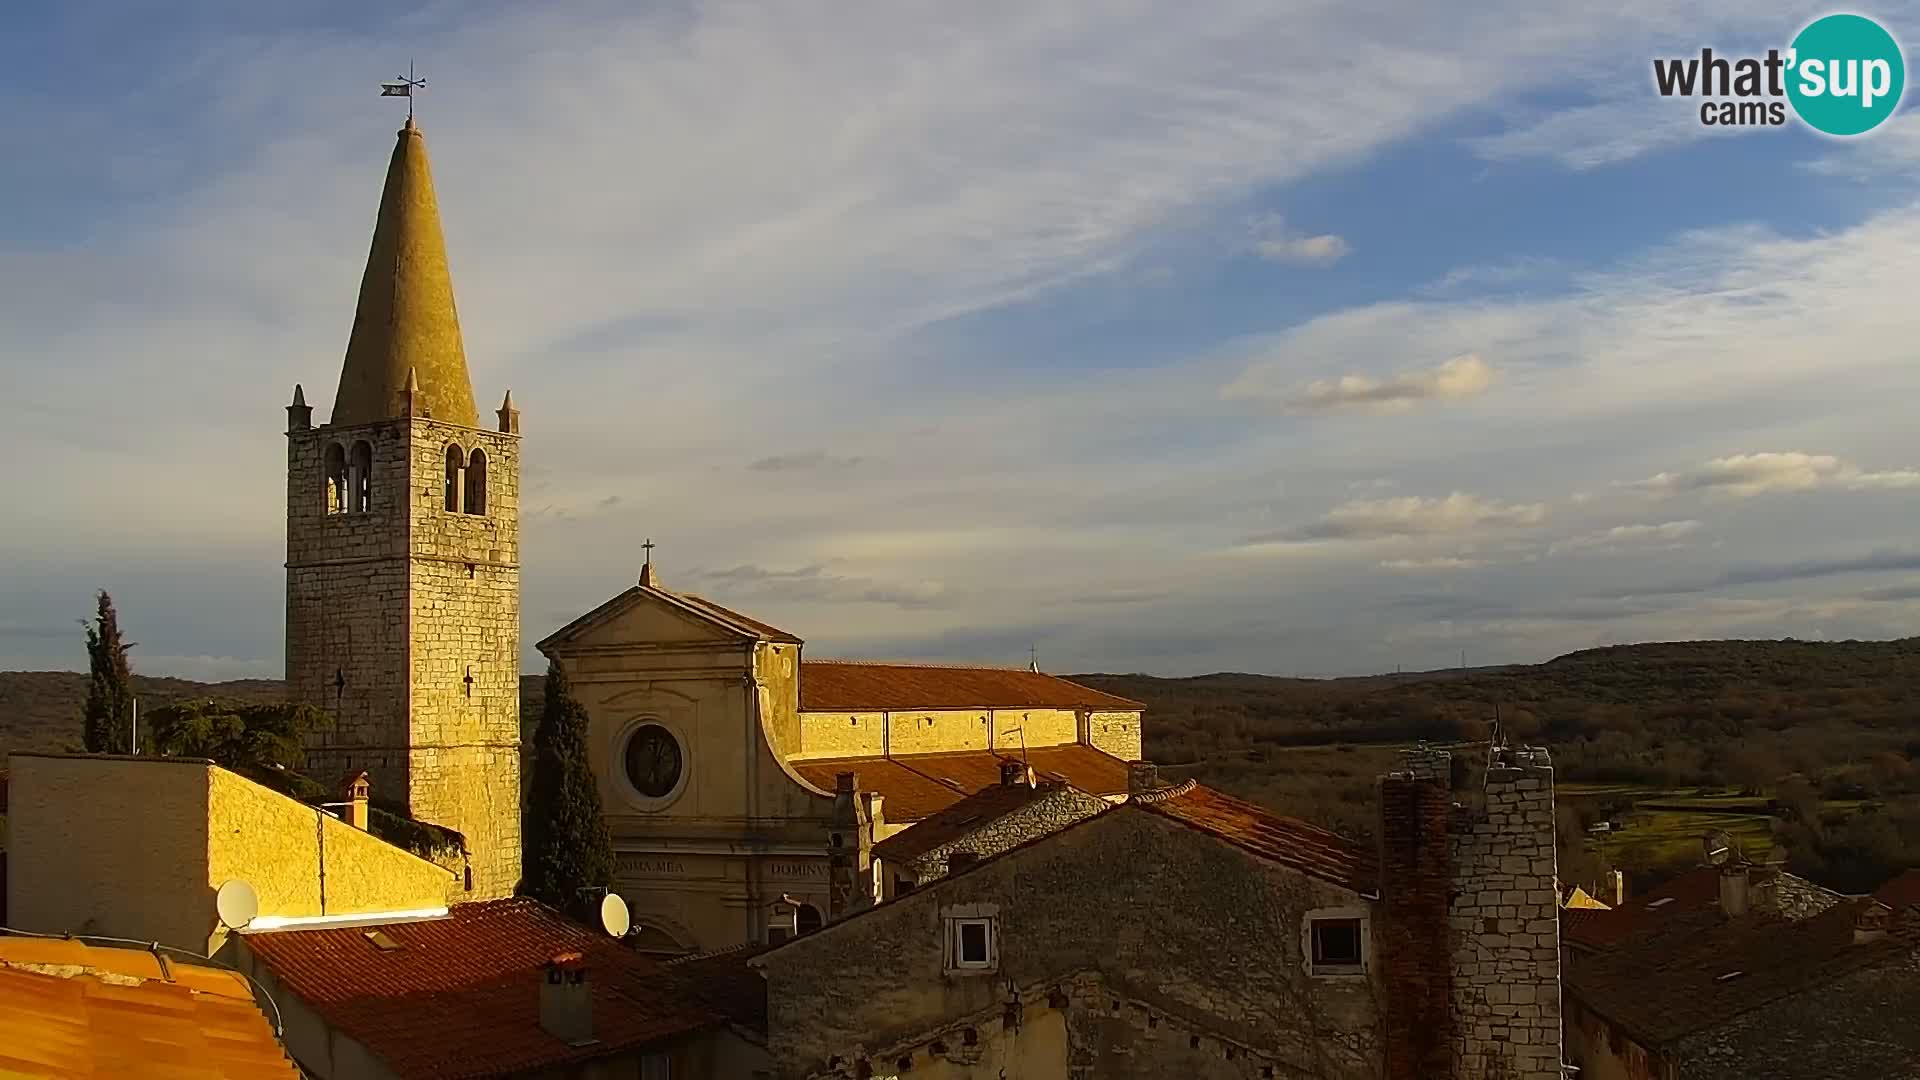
[1719,864,1750,918]
[1126,760,1165,796]
[539,952,594,1046]
[1450,745,1563,1080]
[1378,742,1565,1080]
[340,771,371,831]
[1378,745,1455,1080]
[827,771,874,919]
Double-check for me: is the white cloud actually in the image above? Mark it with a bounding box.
[1248,215,1350,263]
[1257,493,1548,543]
[1549,519,1702,554]
[1629,452,1920,499]
[1380,556,1488,572]
[1232,353,1493,414]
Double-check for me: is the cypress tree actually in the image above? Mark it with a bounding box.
[81,590,136,754]
[522,658,615,919]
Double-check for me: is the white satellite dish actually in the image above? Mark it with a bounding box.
[600,892,631,938]
[216,879,259,930]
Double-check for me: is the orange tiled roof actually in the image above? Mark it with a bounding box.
[0,936,299,1079]
[1565,900,1909,1048]
[1135,782,1378,894]
[241,898,723,1080]
[798,661,1144,712]
[791,744,1131,821]
[871,780,1075,864]
[1562,865,1843,951]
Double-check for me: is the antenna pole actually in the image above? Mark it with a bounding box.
[131,697,138,755]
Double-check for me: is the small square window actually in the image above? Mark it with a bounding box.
[950,917,995,970]
[1311,918,1363,971]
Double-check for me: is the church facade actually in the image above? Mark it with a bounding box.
[539,580,1146,954]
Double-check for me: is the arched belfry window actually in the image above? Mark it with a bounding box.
[444,444,465,512]
[324,443,348,514]
[349,441,373,513]
[466,448,488,516]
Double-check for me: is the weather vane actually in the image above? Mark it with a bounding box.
[380,60,427,120]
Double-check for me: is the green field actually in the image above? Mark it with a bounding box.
[1559,782,1782,867]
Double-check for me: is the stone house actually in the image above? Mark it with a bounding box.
[1562,895,1920,1079]
[5,753,455,957]
[870,760,1114,898]
[752,744,1565,1080]
[235,897,768,1079]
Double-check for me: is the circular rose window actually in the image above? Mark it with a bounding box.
[624,724,684,799]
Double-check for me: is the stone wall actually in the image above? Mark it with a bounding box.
[287,421,415,805]
[7,755,453,957]
[286,411,522,901]
[903,783,1114,884]
[760,806,1384,1080]
[794,707,1092,760]
[401,417,522,900]
[1087,709,1143,761]
[1446,746,1562,1080]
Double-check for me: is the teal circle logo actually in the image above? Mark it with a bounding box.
[1787,14,1906,136]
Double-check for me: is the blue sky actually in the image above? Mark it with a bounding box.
[7,1,1920,680]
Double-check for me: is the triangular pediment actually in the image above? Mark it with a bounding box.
[537,586,759,652]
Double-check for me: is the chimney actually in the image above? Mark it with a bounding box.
[539,952,594,1046]
[1854,902,1892,946]
[828,771,874,918]
[1719,865,1749,918]
[1126,760,1164,796]
[1000,759,1033,787]
[1377,747,1455,1080]
[340,771,371,831]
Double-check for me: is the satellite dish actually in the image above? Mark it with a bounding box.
[216,879,259,930]
[1703,830,1736,867]
[599,892,631,938]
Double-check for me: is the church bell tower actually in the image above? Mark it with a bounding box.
[284,117,522,899]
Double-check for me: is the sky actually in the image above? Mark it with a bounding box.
[6,1,1920,680]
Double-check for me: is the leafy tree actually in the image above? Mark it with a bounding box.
[522,658,615,919]
[143,698,331,773]
[81,591,135,754]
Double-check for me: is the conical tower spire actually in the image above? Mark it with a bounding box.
[331,117,479,428]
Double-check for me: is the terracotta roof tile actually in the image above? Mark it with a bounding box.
[1562,866,1842,952]
[790,745,1130,821]
[0,936,299,1079]
[1135,782,1378,894]
[241,898,723,1080]
[798,661,1144,712]
[871,780,1076,863]
[1566,900,1907,1047]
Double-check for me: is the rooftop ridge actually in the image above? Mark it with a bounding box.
[1130,778,1199,804]
[803,658,1058,672]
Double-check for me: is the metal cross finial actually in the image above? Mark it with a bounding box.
[380,60,427,120]
[642,537,655,565]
